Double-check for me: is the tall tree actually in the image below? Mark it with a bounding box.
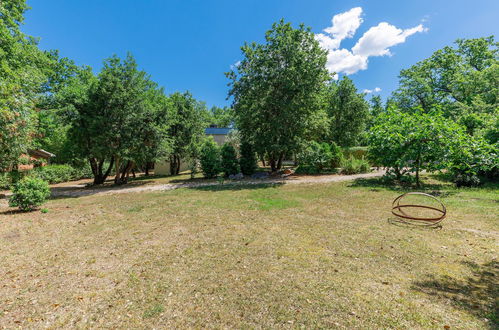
[227,20,330,171]
[325,77,369,147]
[393,37,498,135]
[167,92,205,175]
[208,106,235,127]
[62,54,170,184]
[0,0,51,170]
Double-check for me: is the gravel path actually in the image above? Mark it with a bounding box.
[50,170,384,198]
[0,170,384,205]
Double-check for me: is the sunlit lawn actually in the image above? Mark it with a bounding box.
[0,176,497,328]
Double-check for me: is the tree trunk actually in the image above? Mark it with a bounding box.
[175,156,181,175]
[260,154,266,167]
[145,162,149,176]
[276,152,284,170]
[114,157,121,184]
[169,155,177,176]
[269,158,277,172]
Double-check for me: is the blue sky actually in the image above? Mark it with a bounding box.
[24,0,498,107]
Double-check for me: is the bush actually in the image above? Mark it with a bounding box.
[9,177,50,211]
[343,146,368,161]
[31,164,93,184]
[200,138,221,178]
[296,141,343,173]
[340,156,371,175]
[239,141,257,175]
[448,136,498,187]
[220,143,240,177]
[295,165,319,174]
[0,173,9,190]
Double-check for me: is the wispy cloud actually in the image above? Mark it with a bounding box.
[363,87,382,94]
[316,8,427,78]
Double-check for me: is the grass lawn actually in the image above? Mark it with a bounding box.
[0,175,497,328]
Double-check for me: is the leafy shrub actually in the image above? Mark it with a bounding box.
[448,136,498,187]
[0,173,9,190]
[329,142,344,168]
[31,164,92,184]
[220,143,240,177]
[295,165,319,174]
[239,141,257,175]
[343,146,368,161]
[340,156,371,175]
[297,141,343,173]
[9,177,50,211]
[200,138,221,178]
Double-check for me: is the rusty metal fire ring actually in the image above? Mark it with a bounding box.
[391,192,446,225]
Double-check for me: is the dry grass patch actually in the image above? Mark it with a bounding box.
[0,177,497,328]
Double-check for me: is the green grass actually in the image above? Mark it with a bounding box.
[0,176,497,328]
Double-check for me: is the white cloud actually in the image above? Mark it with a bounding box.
[363,87,382,94]
[316,7,363,50]
[326,49,367,78]
[316,8,427,77]
[352,22,427,57]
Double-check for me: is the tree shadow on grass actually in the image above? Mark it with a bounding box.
[387,217,444,230]
[348,177,457,197]
[187,181,284,192]
[412,260,499,328]
[0,209,28,215]
[49,179,150,200]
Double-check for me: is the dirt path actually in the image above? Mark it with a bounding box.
[0,170,384,205]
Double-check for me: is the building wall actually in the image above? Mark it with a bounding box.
[155,158,191,176]
[210,134,227,146]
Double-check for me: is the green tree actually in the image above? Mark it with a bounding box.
[61,54,171,184]
[394,37,498,135]
[0,0,52,170]
[227,20,330,171]
[325,77,369,147]
[208,106,234,127]
[368,109,462,186]
[167,92,206,175]
[220,143,240,176]
[200,138,221,178]
[239,140,257,175]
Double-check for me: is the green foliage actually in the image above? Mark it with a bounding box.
[296,141,344,174]
[447,136,498,187]
[239,141,257,176]
[31,164,92,184]
[208,106,234,127]
[200,138,221,178]
[393,36,498,139]
[8,177,50,211]
[340,156,371,175]
[0,0,53,170]
[227,20,330,171]
[167,92,206,175]
[220,143,240,177]
[343,147,368,163]
[325,77,370,147]
[368,109,462,186]
[60,54,174,184]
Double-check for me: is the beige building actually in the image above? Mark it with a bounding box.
[154,126,232,175]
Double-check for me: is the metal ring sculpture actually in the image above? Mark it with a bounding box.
[392,192,446,226]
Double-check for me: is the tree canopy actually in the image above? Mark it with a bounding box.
[227,20,330,171]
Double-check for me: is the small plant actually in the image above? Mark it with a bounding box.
[340,156,371,175]
[41,208,49,213]
[200,138,221,178]
[296,141,343,173]
[9,177,50,212]
[220,143,240,177]
[239,141,257,175]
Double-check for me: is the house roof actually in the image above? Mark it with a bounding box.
[28,149,56,159]
[205,127,232,135]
